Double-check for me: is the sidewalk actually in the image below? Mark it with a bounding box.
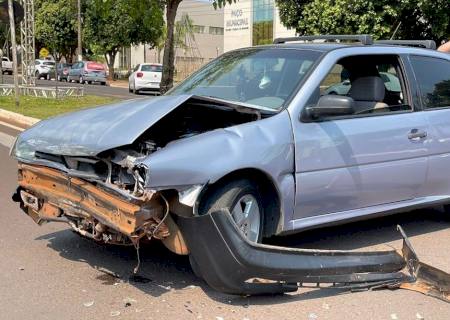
[0,108,39,129]
[108,80,128,89]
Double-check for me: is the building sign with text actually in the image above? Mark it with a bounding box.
[225,9,250,31]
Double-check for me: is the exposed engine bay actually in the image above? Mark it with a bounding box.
[12,97,266,257]
[29,98,262,200]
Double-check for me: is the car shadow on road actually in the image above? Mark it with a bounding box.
[267,207,449,251]
[35,207,449,305]
[35,230,211,297]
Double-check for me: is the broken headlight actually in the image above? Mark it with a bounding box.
[11,138,35,160]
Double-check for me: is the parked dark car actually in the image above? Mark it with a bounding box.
[56,63,72,82]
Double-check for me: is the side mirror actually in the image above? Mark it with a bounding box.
[303,95,355,121]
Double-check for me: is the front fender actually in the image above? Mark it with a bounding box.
[143,110,294,188]
[141,110,295,224]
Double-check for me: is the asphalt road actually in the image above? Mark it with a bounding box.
[0,74,152,100]
[1,122,449,320]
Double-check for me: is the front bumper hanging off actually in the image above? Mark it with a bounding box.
[176,210,450,302]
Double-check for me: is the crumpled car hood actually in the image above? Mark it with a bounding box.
[14,94,192,157]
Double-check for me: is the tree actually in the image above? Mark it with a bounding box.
[154,13,194,64]
[159,0,236,93]
[0,22,8,52]
[35,0,78,62]
[84,0,164,80]
[275,0,450,42]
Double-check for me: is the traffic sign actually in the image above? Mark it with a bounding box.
[39,48,49,58]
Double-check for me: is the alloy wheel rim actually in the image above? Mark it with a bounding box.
[231,194,261,242]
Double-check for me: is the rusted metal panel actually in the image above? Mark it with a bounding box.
[17,163,164,236]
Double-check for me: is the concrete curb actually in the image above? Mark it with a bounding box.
[0,108,40,129]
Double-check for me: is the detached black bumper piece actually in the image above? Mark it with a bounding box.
[177,210,450,302]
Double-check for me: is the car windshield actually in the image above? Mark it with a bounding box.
[142,64,162,72]
[44,61,55,66]
[170,48,322,110]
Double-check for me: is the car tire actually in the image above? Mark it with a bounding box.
[198,179,264,243]
[101,82,106,86]
[8,71,12,75]
[35,70,40,79]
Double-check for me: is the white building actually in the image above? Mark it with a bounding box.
[116,0,224,80]
[223,0,296,52]
[116,0,295,79]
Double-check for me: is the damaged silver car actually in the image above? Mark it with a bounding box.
[12,47,317,250]
[10,35,450,299]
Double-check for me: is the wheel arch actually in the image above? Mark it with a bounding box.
[196,168,282,238]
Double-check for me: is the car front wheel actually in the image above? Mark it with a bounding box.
[199,179,264,243]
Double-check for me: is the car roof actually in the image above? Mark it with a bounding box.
[265,42,442,52]
[242,42,450,61]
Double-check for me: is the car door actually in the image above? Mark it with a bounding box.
[68,62,78,80]
[292,54,430,220]
[72,62,81,78]
[409,55,450,197]
[34,60,41,75]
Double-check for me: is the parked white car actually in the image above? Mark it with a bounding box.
[34,59,56,80]
[1,57,13,74]
[128,63,162,94]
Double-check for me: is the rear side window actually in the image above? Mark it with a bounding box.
[141,64,162,72]
[410,56,450,109]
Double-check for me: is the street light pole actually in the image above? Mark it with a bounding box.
[77,0,82,61]
[7,0,19,107]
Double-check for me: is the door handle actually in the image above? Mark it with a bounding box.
[408,129,427,140]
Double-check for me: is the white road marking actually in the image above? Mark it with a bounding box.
[0,131,15,149]
[0,121,25,132]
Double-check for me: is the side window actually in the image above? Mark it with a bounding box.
[133,64,140,72]
[320,64,347,95]
[317,54,410,116]
[410,56,450,109]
